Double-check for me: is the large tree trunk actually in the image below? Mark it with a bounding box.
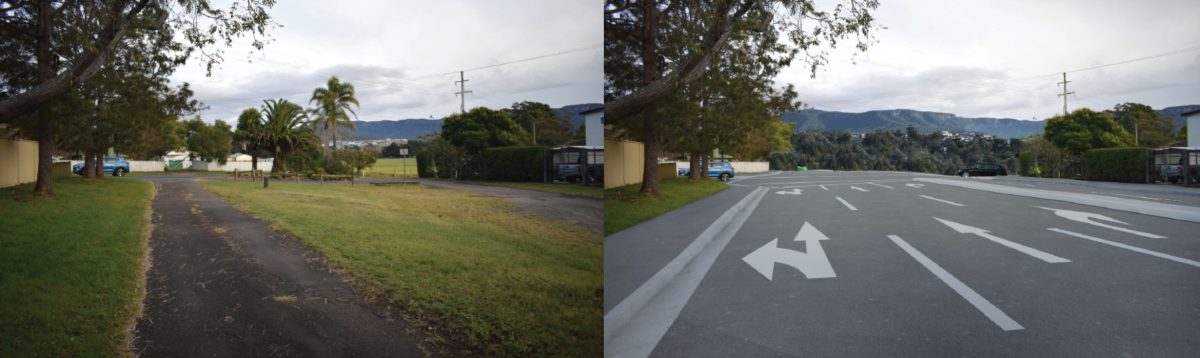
[688,149,702,181]
[251,155,258,178]
[638,1,660,195]
[32,0,56,196]
[83,149,96,181]
[700,152,710,179]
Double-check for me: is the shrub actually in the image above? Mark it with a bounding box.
[416,150,435,178]
[482,146,548,182]
[1084,147,1151,183]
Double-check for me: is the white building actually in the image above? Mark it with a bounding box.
[1184,110,1199,148]
[581,106,604,147]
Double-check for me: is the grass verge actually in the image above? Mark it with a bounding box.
[363,158,418,178]
[473,181,603,199]
[604,177,728,236]
[0,177,155,357]
[198,180,602,357]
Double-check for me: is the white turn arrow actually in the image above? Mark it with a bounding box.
[934,218,1071,263]
[906,183,925,188]
[775,188,803,195]
[1036,207,1165,239]
[743,222,837,281]
[850,186,869,192]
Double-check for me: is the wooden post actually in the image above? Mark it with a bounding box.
[263,174,269,188]
[234,168,238,180]
[351,174,355,186]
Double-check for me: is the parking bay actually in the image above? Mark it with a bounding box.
[616,172,1200,357]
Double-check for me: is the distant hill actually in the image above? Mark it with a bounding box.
[782,104,1200,138]
[348,103,602,139]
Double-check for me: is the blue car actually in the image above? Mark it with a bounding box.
[73,156,130,177]
[678,161,736,181]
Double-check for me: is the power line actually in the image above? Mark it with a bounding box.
[1016,45,1200,80]
[404,44,602,81]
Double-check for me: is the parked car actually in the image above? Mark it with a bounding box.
[1161,157,1197,184]
[957,163,1007,177]
[679,161,736,181]
[73,156,130,177]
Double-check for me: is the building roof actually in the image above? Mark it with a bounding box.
[579,106,604,115]
[1182,109,1200,117]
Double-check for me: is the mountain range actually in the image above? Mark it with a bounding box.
[348,103,1198,140]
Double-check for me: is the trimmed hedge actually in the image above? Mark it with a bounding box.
[416,150,435,178]
[482,146,548,182]
[1084,147,1151,183]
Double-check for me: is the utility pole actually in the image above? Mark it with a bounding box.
[1057,72,1074,116]
[454,71,472,114]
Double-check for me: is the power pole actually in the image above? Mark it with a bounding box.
[1057,72,1074,116]
[454,71,472,114]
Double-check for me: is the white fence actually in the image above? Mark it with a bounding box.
[674,161,770,174]
[190,160,273,172]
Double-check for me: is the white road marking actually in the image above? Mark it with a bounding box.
[1036,207,1166,239]
[887,235,1024,331]
[934,218,1071,263]
[775,188,803,195]
[906,183,925,188]
[914,177,1200,223]
[819,185,829,191]
[604,187,768,358]
[835,197,858,211]
[850,186,870,192]
[1047,228,1200,268]
[751,178,910,186]
[742,222,837,280]
[1088,191,1181,203]
[730,171,782,182]
[920,195,965,207]
[868,182,895,189]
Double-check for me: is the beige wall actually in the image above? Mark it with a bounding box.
[0,138,39,188]
[604,138,645,189]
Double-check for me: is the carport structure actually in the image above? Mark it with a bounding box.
[1153,147,1199,186]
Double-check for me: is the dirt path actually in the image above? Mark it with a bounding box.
[134,175,428,357]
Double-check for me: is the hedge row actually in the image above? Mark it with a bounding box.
[482,146,548,182]
[1084,147,1151,183]
[416,150,435,178]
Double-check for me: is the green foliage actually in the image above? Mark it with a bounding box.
[324,149,377,175]
[381,142,404,158]
[441,107,531,154]
[482,146,548,182]
[309,76,359,153]
[183,118,233,164]
[604,177,729,236]
[1112,102,1173,148]
[416,150,435,178]
[1020,134,1072,178]
[259,99,317,173]
[1084,147,1152,183]
[509,101,573,146]
[1044,108,1132,154]
[768,129,1021,176]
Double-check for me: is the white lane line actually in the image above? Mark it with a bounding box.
[730,171,782,182]
[887,235,1024,331]
[850,186,870,192]
[934,218,1071,264]
[920,195,965,207]
[1088,191,1181,203]
[868,182,895,189]
[819,185,829,191]
[835,197,858,211]
[1048,228,1200,268]
[914,177,1200,223]
[605,187,768,358]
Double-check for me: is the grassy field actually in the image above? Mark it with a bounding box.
[604,177,728,236]
[474,181,603,199]
[362,157,418,178]
[0,177,155,357]
[199,180,602,356]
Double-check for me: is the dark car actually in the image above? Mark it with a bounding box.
[958,163,1007,177]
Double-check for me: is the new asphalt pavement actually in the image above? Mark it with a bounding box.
[604,170,1200,357]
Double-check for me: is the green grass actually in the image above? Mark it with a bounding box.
[473,181,603,199]
[0,177,155,357]
[199,180,602,357]
[363,158,418,178]
[604,177,728,236]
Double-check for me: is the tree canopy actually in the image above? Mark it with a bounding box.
[440,107,531,154]
[508,101,572,147]
[1044,108,1133,154]
[1111,102,1173,148]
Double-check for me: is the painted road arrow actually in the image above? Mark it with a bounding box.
[906,183,925,188]
[934,218,1071,263]
[850,186,870,192]
[1036,206,1165,239]
[776,188,803,195]
[743,222,837,280]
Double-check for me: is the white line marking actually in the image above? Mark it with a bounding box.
[934,218,1071,263]
[775,188,803,195]
[1036,207,1166,239]
[1047,228,1200,268]
[920,195,965,207]
[914,177,1200,223]
[835,197,858,211]
[751,178,911,186]
[888,235,1024,331]
[605,187,768,358]
[819,185,829,191]
[743,222,837,280]
[868,182,894,189]
[906,183,925,188]
[1088,191,1181,203]
[850,186,869,192]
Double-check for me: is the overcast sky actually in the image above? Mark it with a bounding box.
[776,0,1200,120]
[172,0,602,123]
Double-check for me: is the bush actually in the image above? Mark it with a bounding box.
[416,150,435,178]
[1084,147,1151,183]
[482,146,548,182]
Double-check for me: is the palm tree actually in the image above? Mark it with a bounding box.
[309,76,359,156]
[234,108,266,176]
[260,99,316,174]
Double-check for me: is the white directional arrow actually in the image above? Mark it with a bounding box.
[934,218,1071,263]
[775,188,803,195]
[1036,207,1165,239]
[850,186,870,192]
[743,222,837,281]
[906,183,925,188]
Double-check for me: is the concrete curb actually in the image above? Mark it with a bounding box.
[604,186,768,356]
[916,177,1200,223]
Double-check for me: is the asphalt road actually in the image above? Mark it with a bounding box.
[605,171,1200,357]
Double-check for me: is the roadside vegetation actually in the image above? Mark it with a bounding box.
[362,157,418,178]
[0,178,154,356]
[198,180,602,356]
[605,177,728,236]
[476,181,603,199]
